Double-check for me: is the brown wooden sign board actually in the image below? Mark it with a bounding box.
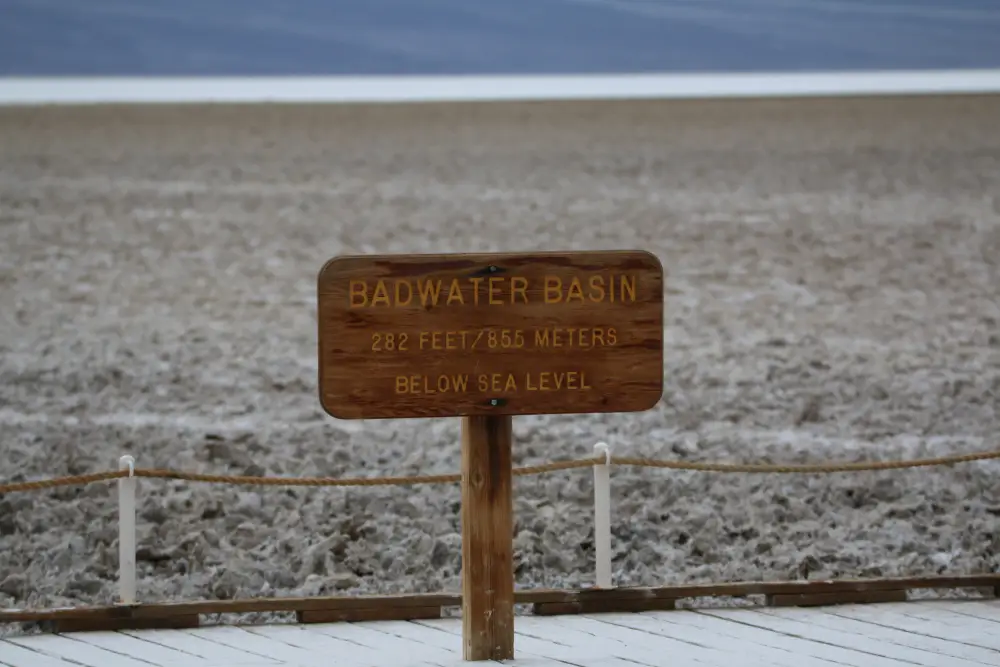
[317,250,664,420]
[316,249,664,661]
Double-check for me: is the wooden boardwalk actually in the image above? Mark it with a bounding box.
[1,599,997,667]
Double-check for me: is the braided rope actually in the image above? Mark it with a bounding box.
[134,468,462,487]
[610,449,1000,473]
[0,470,128,494]
[1,449,997,494]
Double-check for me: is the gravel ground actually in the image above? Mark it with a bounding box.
[0,96,998,627]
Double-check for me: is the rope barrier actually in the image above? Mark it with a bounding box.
[133,468,463,488]
[1,448,997,495]
[0,470,129,494]
[610,448,1000,473]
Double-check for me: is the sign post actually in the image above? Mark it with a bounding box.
[317,250,664,661]
[461,414,514,660]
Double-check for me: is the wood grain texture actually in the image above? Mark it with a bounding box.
[317,250,664,419]
[766,590,908,608]
[48,614,199,634]
[532,598,676,615]
[296,606,441,623]
[3,575,996,628]
[461,415,514,661]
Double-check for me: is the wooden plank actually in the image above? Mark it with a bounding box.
[64,630,219,667]
[808,604,1000,653]
[378,620,660,667]
[4,575,999,626]
[766,589,907,608]
[0,593,461,623]
[772,606,1000,666]
[576,611,835,667]
[461,414,514,661]
[907,600,1000,624]
[317,250,665,419]
[308,618,463,665]
[365,618,544,667]
[628,574,1000,600]
[727,606,981,667]
[519,586,679,605]
[0,640,77,667]
[413,616,719,666]
[510,654,667,667]
[413,616,609,665]
[895,602,1000,639]
[648,608,896,667]
[514,614,692,666]
[697,608,919,667]
[514,574,1000,606]
[50,614,199,633]
[345,619,462,653]
[533,597,676,615]
[187,626,333,666]
[242,625,386,667]
[925,600,1000,624]
[119,628,281,664]
[3,634,154,667]
[898,603,976,626]
[536,613,776,667]
[297,605,441,624]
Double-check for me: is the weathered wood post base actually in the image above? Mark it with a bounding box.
[461,415,514,661]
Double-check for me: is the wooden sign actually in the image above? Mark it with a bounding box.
[316,249,665,661]
[317,250,664,420]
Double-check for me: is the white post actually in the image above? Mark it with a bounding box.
[118,455,137,606]
[593,442,613,589]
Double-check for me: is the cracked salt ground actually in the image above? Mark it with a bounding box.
[0,96,998,629]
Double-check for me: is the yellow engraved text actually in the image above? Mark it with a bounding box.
[419,330,472,351]
[372,332,409,351]
[375,327,613,352]
[543,275,635,304]
[395,374,470,394]
[348,274,636,307]
[477,373,519,393]
[525,371,592,391]
[418,329,525,350]
[534,327,617,348]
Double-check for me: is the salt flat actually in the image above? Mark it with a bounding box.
[0,96,998,621]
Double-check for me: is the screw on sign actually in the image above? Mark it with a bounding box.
[317,250,665,661]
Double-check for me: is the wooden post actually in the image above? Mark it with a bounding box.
[461,415,514,661]
[117,455,137,606]
[592,443,612,589]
